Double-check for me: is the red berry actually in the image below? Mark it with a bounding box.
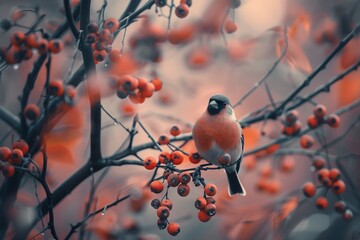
[103,18,119,33]
[224,20,237,33]
[326,114,340,128]
[198,210,211,222]
[175,4,189,18]
[280,158,294,172]
[157,206,170,219]
[158,135,169,145]
[307,115,319,129]
[312,156,326,170]
[177,183,190,197]
[48,39,64,54]
[204,183,217,196]
[303,182,316,198]
[329,168,341,181]
[161,199,173,210]
[25,33,39,48]
[157,219,167,229]
[317,168,330,181]
[322,177,332,187]
[167,222,180,236]
[36,38,49,55]
[137,77,148,90]
[49,80,65,96]
[194,197,207,210]
[155,0,167,7]
[150,180,164,193]
[108,48,121,63]
[334,201,347,213]
[167,173,180,187]
[159,151,171,164]
[94,50,107,62]
[170,126,181,137]
[120,75,138,91]
[10,149,23,165]
[144,157,157,170]
[300,135,315,149]
[151,198,161,209]
[332,180,346,194]
[189,152,201,164]
[24,104,40,121]
[171,151,184,165]
[313,104,327,119]
[150,78,163,91]
[99,29,111,42]
[12,139,29,155]
[11,32,26,46]
[315,197,328,209]
[284,110,299,125]
[204,203,216,216]
[0,147,11,162]
[140,83,155,98]
[2,165,15,177]
[206,197,216,204]
[163,169,172,179]
[179,172,191,184]
[86,22,99,33]
[342,209,353,220]
[217,153,231,166]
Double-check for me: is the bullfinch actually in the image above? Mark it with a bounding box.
[192,94,246,196]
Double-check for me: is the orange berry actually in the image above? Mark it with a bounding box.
[159,151,171,164]
[24,104,40,121]
[168,24,195,45]
[322,177,332,187]
[303,182,316,197]
[180,0,192,7]
[0,147,11,162]
[280,158,294,172]
[342,209,353,220]
[49,80,65,96]
[170,126,181,137]
[12,140,29,155]
[317,168,329,181]
[137,77,148,90]
[327,114,340,128]
[5,45,21,64]
[179,172,191,184]
[140,83,155,98]
[10,149,23,165]
[157,206,170,219]
[163,169,172,179]
[300,135,315,149]
[150,180,164,193]
[160,199,173,210]
[2,165,15,177]
[99,29,111,42]
[171,151,184,165]
[217,153,231,166]
[157,219,167,229]
[332,180,346,194]
[334,201,347,213]
[158,135,169,145]
[175,4,189,18]
[307,115,319,129]
[23,48,33,60]
[177,183,190,197]
[150,78,163,91]
[284,110,299,125]
[198,210,211,222]
[121,75,139,91]
[204,203,216,216]
[155,0,167,7]
[103,18,119,33]
[189,152,201,164]
[312,156,326,170]
[144,157,157,170]
[86,22,99,33]
[167,173,180,187]
[11,32,26,46]
[109,48,121,62]
[329,168,341,181]
[206,197,216,204]
[204,183,217,196]
[256,178,268,191]
[167,222,180,236]
[260,166,272,178]
[25,33,39,48]
[315,196,328,209]
[36,38,49,55]
[267,180,280,194]
[195,197,207,210]
[48,39,63,54]
[313,104,327,119]
[93,50,107,62]
[224,20,237,33]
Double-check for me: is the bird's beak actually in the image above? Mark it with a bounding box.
[208,100,218,110]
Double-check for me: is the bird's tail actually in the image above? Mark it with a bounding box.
[226,170,246,196]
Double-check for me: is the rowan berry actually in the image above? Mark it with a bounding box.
[159,151,171,164]
[137,77,148,90]
[317,168,330,181]
[322,177,332,187]
[161,199,173,210]
[140,83,155,98]
[158,135,169,145]
[303,182,316,197]
[0,147,11,162]
[93,50,107,62]
[204,204,216,216]
[48,39,63,54]
[11,32,26,46]
[150,180,164,193]
[204,183,217,196]
[194,197,207,210]
[284,110,299,125]
[36,38,49,55]
[86,22,99,33]
[312,156,326,170]
[144,157,157,170]
[24,104,40,121]
[198,210,211,222]
[189,152,201,164]
[12,139,29,155]
[171,151,184,165]
[329,168,341,181]
[175,4,189,18]
[315,196,328,209]
[342,209,353,220]
[99,29,111,42]
[49,80,65,96]
[157,219,167,229]
[179,172,191,184]
[180,0,192,7]
[334,201,347,213]
[2,165,15,177]
[151,198,161,209]
[300,135,315,149]
[313,104,327,119]
[150,78,162,91]
[157,206,170,219]
[307,115,319,129]
[332,180,346,194]
[25,33,38,48]
[224,20,237,33]
[327,114,340,128]
[103,18,119,33]
[280,158,294,172]
[10,149,23,165]
[167,173,180,187]
[206,197,216,204]
[108,48,121,62]
[167,222,180,236]
[177,183,190,197]
[86,33,97,44]
[170,126,180,137]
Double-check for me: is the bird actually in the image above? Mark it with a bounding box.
[192,94,246,196]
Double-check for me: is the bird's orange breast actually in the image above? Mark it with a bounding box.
[193,112,241,152]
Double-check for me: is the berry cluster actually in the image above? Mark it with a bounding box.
[307,104,340,129]
[155,0,192,19]
[302,162,352,220]
[108,74,162,104]
[0,140,29,177]
[84,19,120,64]
[0,31,63,65]
[281,110,302,136]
